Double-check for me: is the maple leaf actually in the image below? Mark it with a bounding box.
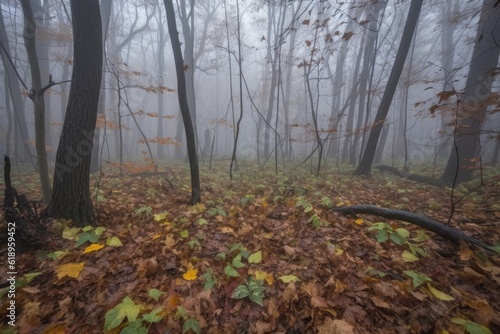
[104,297,142,331]
[83,243,104,254]
[183,268,198,281]
[55,262,85,279]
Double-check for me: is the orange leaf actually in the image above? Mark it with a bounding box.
[83,243,104,254]
[183,268,198,281]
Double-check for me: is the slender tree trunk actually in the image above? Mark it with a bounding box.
[164,0,200,204]
[355,0,423,176]
[20,0,51,204]
[440,0,500,184]
[0,10,33,163]
[46,0,102,226]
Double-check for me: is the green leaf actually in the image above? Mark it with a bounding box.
[248,251,262,264]
[278,275,300,283]
[180,230,189,238]
[231,285,250,299]
[106,236,123,247]
[201,268,217,290]
[451,318,492,334]
[104,297,141,331]
[148,289,165,301]
[412,230,429,242]
[135,206,153,217]
[228,242,242,254]
[232,254,246,268]
[401,250,419,262]
[390,232,406,245]
[47,250,70,261]
[142,308,164,323]
[183,318,201,334]
[215,252,226,261]
[94,226,106,235]
[368,222,388,231]
[120,320,147,334]
[62,227,81,240]
[403,270,432,288]
[395,228,410,238]
[75,232,100,247]
[224,265,239,277]
[375,229,389,243]
[82,226,93,232]
[197,218,208,226]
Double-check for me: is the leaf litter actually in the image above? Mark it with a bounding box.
[0,161,499,333]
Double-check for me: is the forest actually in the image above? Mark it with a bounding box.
[0,0,499,333]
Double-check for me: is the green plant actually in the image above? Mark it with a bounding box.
[231,276,266,306]
[295,197,312,213]
[207,207,227,217]
[135,205,153,217]
[451,318,492,334]
[176,306,201,334]
[104,296,163,333]
[308,214,330,228]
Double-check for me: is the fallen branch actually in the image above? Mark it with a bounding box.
[332,205,493,251]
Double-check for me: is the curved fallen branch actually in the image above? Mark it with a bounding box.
[332,205,492,251]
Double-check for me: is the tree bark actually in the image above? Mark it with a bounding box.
[20,0,51,204]
[46,0,103,226]
[355,0,423,176]
[0,11,33,163]
[440,0,500,185]
[164,0,201,204]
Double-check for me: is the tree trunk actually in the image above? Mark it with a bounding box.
[440,0,500,185]
[46,0,103,226]
[0,11,33,163]
[355,0,423,176]
[20,0,51,204]
[164,0,201,204]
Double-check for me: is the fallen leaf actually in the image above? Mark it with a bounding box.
[183,268,198,281]
[427,284,455,301]
[83,243,104,254]
[55,262,85,279]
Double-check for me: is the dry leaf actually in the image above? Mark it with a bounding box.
[83,243,104,254]
[55,262,85,279]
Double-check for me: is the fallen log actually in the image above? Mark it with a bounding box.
[332,205,493,251]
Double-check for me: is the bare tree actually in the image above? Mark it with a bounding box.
[163,0,201,204]
[355,0,423,176]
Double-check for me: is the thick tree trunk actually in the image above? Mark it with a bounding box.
[46,0,103,226]
[440,0,500,185]
[355,0,423,176]
[164,0,201,204]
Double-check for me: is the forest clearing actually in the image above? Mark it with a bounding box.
[1,161,499,333]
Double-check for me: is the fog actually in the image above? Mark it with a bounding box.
[1,0,499,175]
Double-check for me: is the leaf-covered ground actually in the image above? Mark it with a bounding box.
[1,161,499,334]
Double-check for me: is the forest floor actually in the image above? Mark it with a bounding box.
[1,160,499,334]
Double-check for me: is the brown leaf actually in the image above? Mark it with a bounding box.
[282,282,298,303]
[317,318,354,334]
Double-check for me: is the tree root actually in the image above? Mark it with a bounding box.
[332,205,493,251]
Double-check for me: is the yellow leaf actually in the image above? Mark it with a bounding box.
[183,268,198,281]
[427,284,455,301]
[254,270,274,285]
[152,234,162,240]
[354,218,364,225]
[55,262,85,279]
[402,250,419,262]
[154,211,168,222]
[83,243,104,254]
[335,247,344,256]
